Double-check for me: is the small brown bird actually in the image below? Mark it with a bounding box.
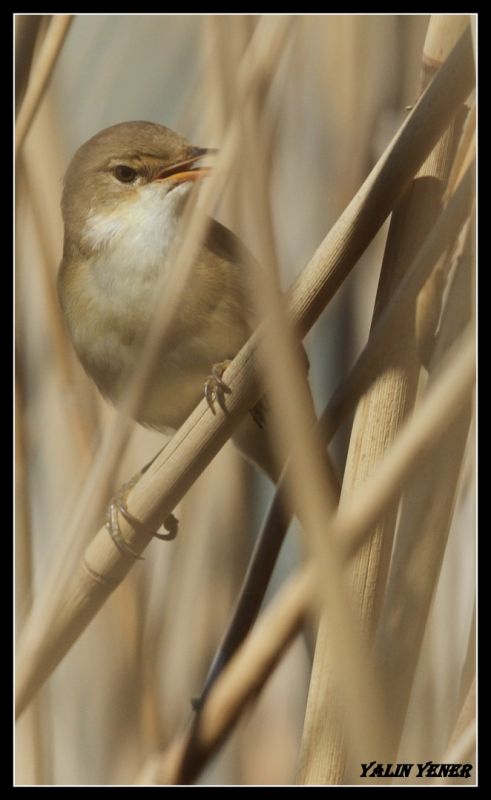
[58,121,281,551]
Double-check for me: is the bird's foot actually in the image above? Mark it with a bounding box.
[105,472,179,560]
[204,360,232,414]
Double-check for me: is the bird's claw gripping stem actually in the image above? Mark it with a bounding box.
[105,474,178,559]
[204,360,232,414]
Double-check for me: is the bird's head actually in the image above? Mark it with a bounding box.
[61,121,215,256]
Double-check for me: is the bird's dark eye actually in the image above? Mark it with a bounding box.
[113,165,138,183]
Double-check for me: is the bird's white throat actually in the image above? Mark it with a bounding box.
[82,181,192,299]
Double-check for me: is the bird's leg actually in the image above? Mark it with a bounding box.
[105,449,179,559]
[204,360,232,414]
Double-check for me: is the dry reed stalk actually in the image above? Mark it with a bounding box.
[235,76,385,765]
[201,17,229,135]
[373,223,474,753]
[320,15,396,211]
[298,15,471,784]
[470,14,477,48]
[15,14,43,111]
[139,330,474,785]
[15,15,73,154]
[200,17,261,582]
[336,331,474,557]
[445,102,476,200]
[414,15,471,363]
[15,28,475,721]
[181,16,283,706]
[15,361,33,622]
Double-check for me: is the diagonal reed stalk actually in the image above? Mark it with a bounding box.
[15,26,475,722]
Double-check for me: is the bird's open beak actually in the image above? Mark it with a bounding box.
[152,147,217,186]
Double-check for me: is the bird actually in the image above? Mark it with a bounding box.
[58,120,286,554]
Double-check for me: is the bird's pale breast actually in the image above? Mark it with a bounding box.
[59,240,250,432]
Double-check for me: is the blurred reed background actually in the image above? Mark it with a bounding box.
[15,14,476,786]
